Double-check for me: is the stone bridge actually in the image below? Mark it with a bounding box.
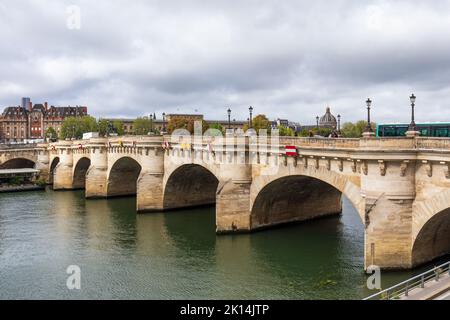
[2,135,450,271]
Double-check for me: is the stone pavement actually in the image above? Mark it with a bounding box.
[401,273,450,300]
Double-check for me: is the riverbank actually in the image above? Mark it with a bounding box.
[0,184,45,193]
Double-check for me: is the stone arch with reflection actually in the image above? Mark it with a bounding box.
[0,157,36,169]
[163,164,219,211]
[72,157,91,189]
[49,157,60,185]
[107,157,142,197]
[250,173,364,231]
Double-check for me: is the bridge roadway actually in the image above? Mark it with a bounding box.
[1,135,450,271]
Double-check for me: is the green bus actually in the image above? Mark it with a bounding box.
[376,122,450,137]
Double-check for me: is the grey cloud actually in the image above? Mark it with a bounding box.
[1,0,450,125]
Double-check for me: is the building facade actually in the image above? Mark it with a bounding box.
[0,99,88,143]
[105,114,247,135]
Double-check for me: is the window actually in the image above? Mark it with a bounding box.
[396,127,408,136]
[381,126,396,136]
[434,127,449,137]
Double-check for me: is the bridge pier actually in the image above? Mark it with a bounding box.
[35,147,50,182]
[216,181,252,233]
[136,147,165,212]
[216,162,253,233]
[362,160,416,270]
[85,142,108,198]
[53,144,74,190]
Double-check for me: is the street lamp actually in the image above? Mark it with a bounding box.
[365,98,373,133]
[337,114,341,134]
[162,112,166,133]
[408,93,417,131]
[149,114,153,133]
[316,116,319,131]
[227,108,231,129]
[249,106,253,128]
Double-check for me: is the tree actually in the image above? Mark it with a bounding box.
[98,119,109,137]
[208,123,224,134]
[167,118,209,134]
[243,114,271,134]
[133,117,151,135]
[113,120,124,136]
[45,127,57,140]
[341,120,376,138]
[60,116,98,140]
[60,117,81,140]
[312,127,333,137]
[298,129,311,137]
[277,125,295,137]
[81,116,98,133]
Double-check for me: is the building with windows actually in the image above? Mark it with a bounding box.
[0,98,88,143]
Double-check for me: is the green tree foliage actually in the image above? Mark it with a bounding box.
[60,116,98,140]
[243,114,271,134]
[98,119,109,137]
[298,129,311,137]
[313,127,333,137]
[277,125,295,137]
[341,120,376,138]
[167,118,209,134]
[133,117,152,135]
[45,127,57,140]
[207,123,224,135]
[98,119,125,136]
[113,120,125,136]
[81,116,98,133]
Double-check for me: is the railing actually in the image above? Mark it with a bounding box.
[364,261,450,300]
[5,136,450,152]
[416,137,450,150]
[0,143,38,150]
[280,137,360,149]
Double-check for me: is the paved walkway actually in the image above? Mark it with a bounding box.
[401,273,450,300]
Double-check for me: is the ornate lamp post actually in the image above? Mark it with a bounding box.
[406,93,420,137]
[162,112,166,133]
[227,108,231,129]
[365,98,373,132]
[149,114,153,133]
[337,114,341,134]
[408,93,416,131]
[363,98,376,138]
[249,106,253,128]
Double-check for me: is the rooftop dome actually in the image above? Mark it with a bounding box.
[319,106,337,129]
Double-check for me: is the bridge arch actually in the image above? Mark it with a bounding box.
[412,190,450,267]
[49,157,60,184]
[163,164,219,210]
[250,170,364,230]
[72,157,91,189]
[0,157,36,169]
[107,156,142,197]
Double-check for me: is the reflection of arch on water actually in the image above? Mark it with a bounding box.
[72,157,91,189]
[107,157,142,197]
[162,206,216,250]
[163,164,219,210]
[250,175,363,230]
[0,158,36,169]
[49,157,60,184]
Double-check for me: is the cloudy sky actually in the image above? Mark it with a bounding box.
[1,0,450,124]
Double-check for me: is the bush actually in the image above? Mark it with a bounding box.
[35,178,47,187]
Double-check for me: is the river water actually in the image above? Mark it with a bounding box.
[0,188,443,299]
